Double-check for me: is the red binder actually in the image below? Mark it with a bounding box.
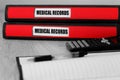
[3,23,118,40]
[6,5,120,22]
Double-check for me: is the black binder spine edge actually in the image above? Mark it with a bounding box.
[3,22,7,39]
[118,7,120,23]
[116,22,120,37]
[5,5,8,22]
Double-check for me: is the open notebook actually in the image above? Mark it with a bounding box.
[16,52,120,80]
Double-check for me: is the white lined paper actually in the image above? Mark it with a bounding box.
[18,52,120,80]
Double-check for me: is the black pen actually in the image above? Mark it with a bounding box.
[34,55,53,62]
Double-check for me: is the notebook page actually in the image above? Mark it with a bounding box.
[18,52,120,80]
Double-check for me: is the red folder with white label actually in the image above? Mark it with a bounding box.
[3,23,119,39]
[6,5,120,22]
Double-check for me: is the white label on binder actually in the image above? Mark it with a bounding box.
[33,26,69,37]
[34,8,71,18]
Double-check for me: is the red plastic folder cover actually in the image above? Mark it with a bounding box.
[6,5,120,22]
[3,23,118,39]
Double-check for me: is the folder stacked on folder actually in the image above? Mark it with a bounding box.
[3,5,120,39]
[3,23,118,39]
[6,5,120,22]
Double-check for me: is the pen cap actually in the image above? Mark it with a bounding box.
[34,55,53,62]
